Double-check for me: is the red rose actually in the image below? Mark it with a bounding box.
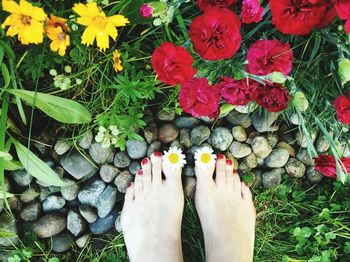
[254,82,291,112]
[215,77,259,106]
[246,39,293,76]
[189,7,241,61]
[334,93,350,124]
[179,78,221,117]
[314,154,350,179]
[316,0,337,28]
[345,20,350,34]
[241,0,264,24]
[334,0,350,19]
[151,42,197,86]
[198,0,236,11]
[269,0,326,35]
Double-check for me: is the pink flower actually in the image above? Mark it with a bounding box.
[140,3,153,18]
[241,0,264,24]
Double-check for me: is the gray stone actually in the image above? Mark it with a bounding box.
[61,179,79,201]
[190,125,211,146]
[226,110,252,128]
[100,164,120,183]
[89,142,114,164]
[43,196,66,212]
[183,166,195,177]
[126,139,148,159]
[265,148,290,168]
[128,162,141,175]
[67,210,86,237]
[306,166,323,183]
[252,170,262,188]
[60,152,98,180]
[115,215,122,233]
[285,158,306,178]
[251,136,272,158]
[158,123,179,144]
[20,202,41,221]
[277,141,296,157]
[8,196,22,212]
[316,134,331,153]
[97,186,117,218]
[54,140,71,155]
[231,126,247,142]
[144,122,158,144]
[174,117,201,129]
[246,153,258,169]
[262,168,284,189]
[147,141,162,157]
[20,187,40,203]
[180,129,192,148]
[252,111,281,132]
[76,234,90,248]
[51,232,73,252]
[31,213,66,238]
[157,109,176,121]
[296,149,315,166]
[39,186,50,202]
[238,162,250,172]
[170,139,183,150]
[209,127,233,151]
[13,169,32,187]
[78,131,93,149]
[266,134,279,149]
[184,177,196,199]
[0,213,18,246]
[79,205,98,223]
[113,152,131,168]
[78,180,106,207]
[229,141,252,159]
[114,171,133,193]
[89,210,118,235]
[296,131,317,148]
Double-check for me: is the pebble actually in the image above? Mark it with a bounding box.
[170,139,183,150]
[61,179,79,201]
[78,180,106,207]
[20,187,40,203]
[174,117,200,129]
[252,170,262,188]
[89,142,114,164]
[229,141,252,159]
[190,125,210,146]
[265,148,290,168]
[251,136,272,158]
[20,202,41,221]
[97,186,117,218]
[184,177,196,199]
[315,134,331,153]
[128,161,140,175]
[51,232,73,253]
[252,111,281,132]
[262,168,284,188]
[246,153,258,169]
[147,141,162,157]
[114,152,131,168]
[180,129,192,148]
[226,110,252,128]
[79,205,98,224]
[143,122,158,144]
[43,196,66,212]
[31,213,66,238]
[126,139,148,159]
[158,123,179,144]
[76,234,90,248]
[285,158,306,177]
[114,171,133,193]
[67,210,86,237]
[89,210,118,235]
[115,215,122,233]
[277,141,296,157]
[100,164,120,183]
[0,213,18,246]
[13,169,32,187]
[183,166,195,177]
[306,166,323,183]
[78,131,93,149]
[54,140,71,156]
[296,131,317,148]
[157,109,176,121]
[8,196,22,212]
[231,126,247,142]
[60,152,98,180]
[266,134,279,149]
[209,127,233,151]
[296,149,315,166]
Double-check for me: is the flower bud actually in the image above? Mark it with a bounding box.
[139,3,153,18]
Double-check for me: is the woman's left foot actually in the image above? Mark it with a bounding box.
[121,152,184,262]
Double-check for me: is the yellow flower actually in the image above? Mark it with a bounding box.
[46,14,70,32]
[113,50,123,72]
[46,26,70,56]
[73,2,129,51]
[1,0,47,45]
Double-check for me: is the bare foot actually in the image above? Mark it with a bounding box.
[195,154,256,262]
[121,152,184,262]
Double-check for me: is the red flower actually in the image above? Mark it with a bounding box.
[215,77,259,106]
[254,82,291,112]
[269,0,327,35]
[246,39,293,76]
[197,0,236,11]
[314,154,350,179]
[334,0,350,19]
[189,7,241,61]
[316,0,337,28]
[179,78,221,117]
[151,42,197,86]
[139,4,153,18]
[334,93,350,124]
[241,0,264,24]
[345,20,350,34]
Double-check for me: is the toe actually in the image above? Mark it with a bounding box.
[215,154,226,187]
[141,158,152,187]
[134,170,144,199]
[195,163,215,185]
[150,152,163,185]
[123,182,135,210]
[241,182,253,201]
[228,163,241,193]
[225,159,235,187]
[163,162,182,183]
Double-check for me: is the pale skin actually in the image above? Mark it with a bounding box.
[121,152,256,262]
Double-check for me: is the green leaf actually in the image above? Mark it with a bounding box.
[0,45,4,65]
[4,159,22,171]
[0,192,13,199]
[0,231,16,239]
[293,91,309,112]
[1,63,10,88]
[269,72,287,84]
[5,89,92,124]
[13,140,67,187]
[219,103,235,118]
[338,58,350,86]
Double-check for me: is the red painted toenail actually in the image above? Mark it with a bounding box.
[153,151,162,157]
[138,170,143,176]
[216,153,224,160]
[233,169,238,174]
[128,182,133,188]
[141,158,148,165]
[226,159,233,166]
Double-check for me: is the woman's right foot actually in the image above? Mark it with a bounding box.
[194,154,256,262]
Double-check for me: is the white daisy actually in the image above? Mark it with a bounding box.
[162,147,186,170]
[194,146,216,168]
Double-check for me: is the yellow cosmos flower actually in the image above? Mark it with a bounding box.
[46,27,70,56]
[73,2,129,51]
[113,50,123,72]
[1,0,47,45]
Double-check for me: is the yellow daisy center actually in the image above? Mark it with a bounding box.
[93,15,107,29]
[200,153,211,164]
[21,15,32,26]
[169,153,179,164]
